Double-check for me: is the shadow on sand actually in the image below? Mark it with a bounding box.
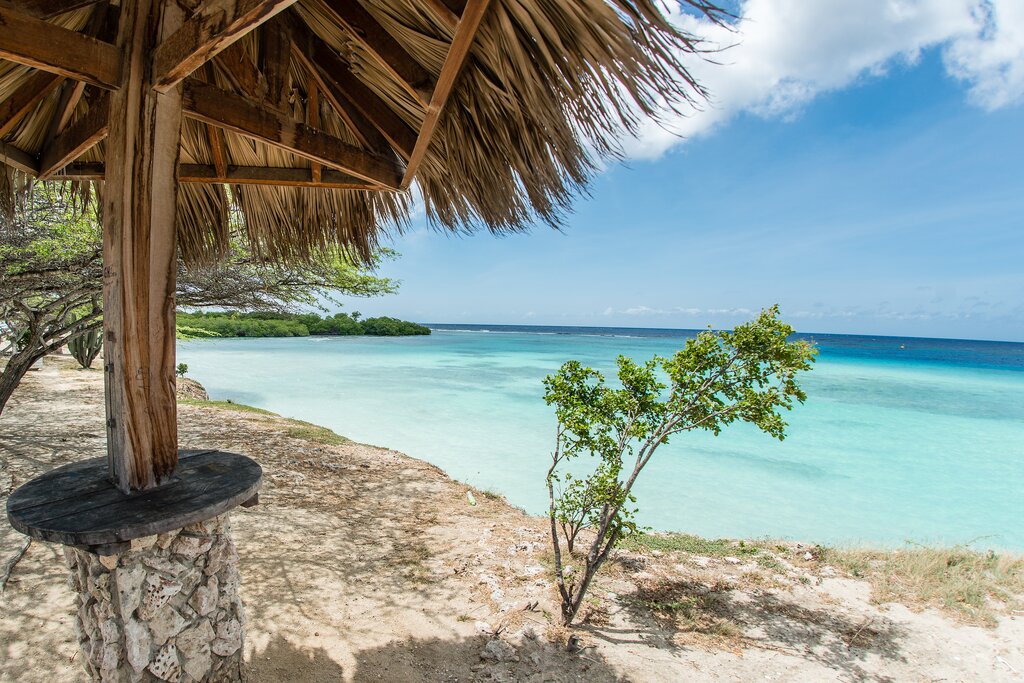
[248,633,627,683]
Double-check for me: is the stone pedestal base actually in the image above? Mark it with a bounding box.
[64,514,245,682]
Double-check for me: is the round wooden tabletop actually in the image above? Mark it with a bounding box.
[6,450,261,554]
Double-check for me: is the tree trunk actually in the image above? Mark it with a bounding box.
[0,335,46,415]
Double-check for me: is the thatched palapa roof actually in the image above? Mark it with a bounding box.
[0,0,719,263]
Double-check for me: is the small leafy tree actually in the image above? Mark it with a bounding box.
[176,363,189,378]
[543,306,817,625]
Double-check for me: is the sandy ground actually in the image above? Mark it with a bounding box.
[1,356,1022,682]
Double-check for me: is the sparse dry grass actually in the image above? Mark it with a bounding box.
[178,398,277,416]
[619,532,784,571]
[284,421,348,446]
[825,545,1024,627]
[629,576,743,647]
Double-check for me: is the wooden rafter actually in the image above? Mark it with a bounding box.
[182,79,404,188]
[311,0,434,105]
[152,0,299,93]
[214,41,266,100]
[284,17,393,156]
[259,18,291,108]
[0,6,120,90]
[402,0,490,188]
[287,16,416,159]
[206,124,228,177]
[38,93,109,178]
[42,2,114,144]
[57,162,378,189]
[45,80,88,140]
[0,140,38,175]
[178,164,375,188]
[0,71,62,138]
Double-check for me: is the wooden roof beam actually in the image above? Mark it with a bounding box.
[0,71,62,138]
[259,18,291,109]
[152,0,299,93]
[57,162,379,189]
[42,3,115,142]
[283,14,393,156]
[0,141,39,175]
[213,42,266,100]
[286,16,416,160]
[311,0,434,105]
[179,164,377,188]
[38,93,109,178]
[182,79,404,188]
[402,0,490,188]
[0,6,120,90]
[206,124,228,177]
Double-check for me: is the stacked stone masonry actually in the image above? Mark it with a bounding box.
[64,514,245,682]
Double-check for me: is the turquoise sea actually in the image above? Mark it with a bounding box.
[178,326,1024,550]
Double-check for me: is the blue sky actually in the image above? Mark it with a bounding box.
[337,1,1024,342]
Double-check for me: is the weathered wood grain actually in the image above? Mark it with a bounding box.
[214,40,266,100]
[0,140,39,174]
[259,17,290,108]
[58,162,380,189]
[42,2,117,142]
[102,0,185,492]
[38,94,109,178]
[6,450,262,548]
[285,16,393,156]
[152,0,298,92]
[0,5,121,89]
[206,124,228,177]
[182,79,404,188]
[286,16,416,160]
[44,79,87,140]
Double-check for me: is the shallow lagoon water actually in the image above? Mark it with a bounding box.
[179,327,1024,549]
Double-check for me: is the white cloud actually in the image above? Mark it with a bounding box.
[623,305,666,315]
[624,0,1024,159]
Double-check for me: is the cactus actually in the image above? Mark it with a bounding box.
[68,325,103,369]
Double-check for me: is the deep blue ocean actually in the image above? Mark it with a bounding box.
[179,325,1024,549]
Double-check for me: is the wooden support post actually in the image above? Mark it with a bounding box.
[102,0,185,492]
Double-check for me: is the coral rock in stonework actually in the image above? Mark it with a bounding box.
[212,619,242,657]
[177,619,215,680]
[139,575,184,620]
[189,575,219,617]
[148,643,182,681]
[172,535,214,561]
[149,605,188,647]
[63,513,246,682]
[114,564,146,619]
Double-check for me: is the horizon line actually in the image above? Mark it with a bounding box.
[422,322,1024,346]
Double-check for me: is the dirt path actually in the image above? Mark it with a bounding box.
[2,357,1022,682]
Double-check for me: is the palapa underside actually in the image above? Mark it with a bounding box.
[0,0,720,264]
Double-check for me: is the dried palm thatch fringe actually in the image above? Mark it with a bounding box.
[0,0,725,264]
